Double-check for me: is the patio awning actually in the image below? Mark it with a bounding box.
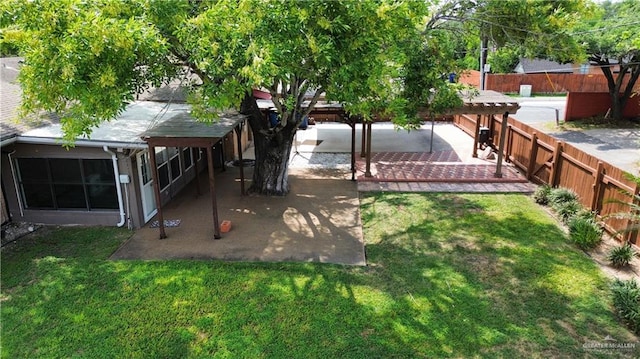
[361,90,521,179]
[141,110,248,240]
[257,91,521,180]
[441,90,520,116]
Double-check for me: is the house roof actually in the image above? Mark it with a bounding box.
[1,57,61,145]
[141,109,247,148]
[18,100,246,149]
[515,58,574,74]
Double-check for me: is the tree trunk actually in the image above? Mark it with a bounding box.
[594,55,640,122]
[609,92,624,122]
[240,93,297,196]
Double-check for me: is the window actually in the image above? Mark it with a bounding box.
[169,147,181,182]
[183,147,193,170]
[16,158,118,210]
[154,147,182,190]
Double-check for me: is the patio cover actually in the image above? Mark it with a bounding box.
[141,110,248,240]
[441,90,520,178]
[257,91,521,180]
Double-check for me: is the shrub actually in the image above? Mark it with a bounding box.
[533,185,552,205]
[568,216,602,250]
[574,209,596,221]
[611,279,640,335]
[608,243,635,268]
[556,200,583,224]
[548,187,579,210]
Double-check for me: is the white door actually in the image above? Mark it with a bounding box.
[137,151,157,223]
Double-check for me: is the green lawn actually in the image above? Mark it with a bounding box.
[2,193,637,358]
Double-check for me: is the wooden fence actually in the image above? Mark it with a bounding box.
[454,113,639,243]
[459,70,640,94]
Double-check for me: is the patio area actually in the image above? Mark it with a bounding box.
[111,121,534,265]
[110,166,366,265]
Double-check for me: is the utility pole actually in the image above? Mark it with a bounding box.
[479,36,488,90]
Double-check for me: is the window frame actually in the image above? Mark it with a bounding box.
[15,158,118,211]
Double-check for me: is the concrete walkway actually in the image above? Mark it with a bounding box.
[510,96,640,175]
[111,167,366,265]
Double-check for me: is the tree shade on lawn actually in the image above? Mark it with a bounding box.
[2,194,638,358]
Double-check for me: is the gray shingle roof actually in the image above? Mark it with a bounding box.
[0,57,58,142]
[515,58,574,74]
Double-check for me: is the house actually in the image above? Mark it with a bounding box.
[0,58,250,230]
[513,58,621,75]
[513,58,576,74]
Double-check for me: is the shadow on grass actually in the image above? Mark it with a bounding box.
[360,192,639,357]
[2,228,422,358]
[2,192,639,358]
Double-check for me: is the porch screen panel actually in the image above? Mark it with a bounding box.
[16,158,117,211]
[17,158,54,208]
[84,160,118,209]
[50,158,87,209]
[183,147,193,169]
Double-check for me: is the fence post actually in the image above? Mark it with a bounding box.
[549,141,563,187]
[625,182,640,244]
[590,161,604,212]
[527,132,538,180]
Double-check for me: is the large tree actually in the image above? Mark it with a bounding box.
[1,0,464,196]
[577,0,640,121]
[427,0,589,87]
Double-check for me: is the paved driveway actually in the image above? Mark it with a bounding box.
[510,96,640,174]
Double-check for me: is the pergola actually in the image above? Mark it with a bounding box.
[259,90,520,180]
[141,111,247,239]
[263,90,520,180]
[426,90,521,178]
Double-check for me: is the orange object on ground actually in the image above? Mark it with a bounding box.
[220,220,232,233]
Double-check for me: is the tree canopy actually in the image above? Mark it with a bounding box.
[575,0,640,120]
[2,0,469,195]
[1,0,463,140]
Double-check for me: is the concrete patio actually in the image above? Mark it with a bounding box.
[111,122,533,265]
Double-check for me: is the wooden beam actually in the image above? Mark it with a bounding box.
[234,124,245,195]
[360,121,366,158]
[472,114,481,158]
[350,118,356,181]
[365,122,373,178]
[494,112,509,178]
[194,148,201,196]
[143,137,218,148]
[207,146,221,239]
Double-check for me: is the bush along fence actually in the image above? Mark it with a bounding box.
[453,113,639,243]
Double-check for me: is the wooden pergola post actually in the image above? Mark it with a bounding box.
[193,148,201,196]
[494,111,510,178]
[207,146,221,239]
[472,114,482,158]
[350,116,356,181]
[365,122,373,178]
[360,121,367,158]
[234,123,246,195]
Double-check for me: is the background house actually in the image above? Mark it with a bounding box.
[513,58,576,74]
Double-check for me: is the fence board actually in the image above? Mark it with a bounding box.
[453,113,637,243]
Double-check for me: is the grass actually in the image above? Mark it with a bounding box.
[555,116,640,131]
[2,193,638,358]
